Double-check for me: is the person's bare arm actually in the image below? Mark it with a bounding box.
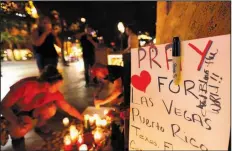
[55,99,83,121]
[124,36,131,53]
[31,29,51,47]
[52,31,62,48]
[87,36,98,48]
[75,32,86,39]
[94,80,107,98]
[94,78,123,106]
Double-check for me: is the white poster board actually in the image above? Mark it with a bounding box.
[129,34,230,151]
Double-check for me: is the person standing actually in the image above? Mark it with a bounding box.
[123,24,139,151]
[77,25,98,87]
[32,16,62,73]
[124,25,139,53]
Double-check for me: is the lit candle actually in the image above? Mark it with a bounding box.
[94,130,102,144]
[104,109,108,115]
[93,114,99,120]
[93,114,101,127]
[69,125,79,143]
[95,118,101,127]
[79,144,88,151]
[100,119,107,127]
[63,117,69,127]
[106,116,111,122]
[78,135,83,144]
[89,116,95,125]
[69,125,77,132]
[63,135,72,150]
[84,114,90,121]
[84,114,90,129]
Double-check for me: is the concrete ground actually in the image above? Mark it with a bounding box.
[1,59,112,151]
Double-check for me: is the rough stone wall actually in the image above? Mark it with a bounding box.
[156,1,231,44]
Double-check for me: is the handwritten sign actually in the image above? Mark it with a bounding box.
[129,34,230,150]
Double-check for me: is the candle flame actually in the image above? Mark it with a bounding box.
[104,109,109,115]
[69,125,77,132]
[94,131,102,140]
[96,118,101,127]
[89,116,95,124]
[79,144,88,151]
[64,135,71,145]
[84,114,90,120]
[78,135,83,144]
[69,125,79,140]
[93,114,100,120]
[101,119,107,126]
[62,117,69,126]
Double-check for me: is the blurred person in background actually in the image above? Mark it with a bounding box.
[94,37,111,66]
[123,24,139,151]
[76,25,98,87]
[91,63,124,107]
[32,16,62,73]
[123,24,139,53]
[0,65,83,151]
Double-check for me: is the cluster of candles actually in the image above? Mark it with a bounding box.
[62,122,85,151]
[62,110,111,151]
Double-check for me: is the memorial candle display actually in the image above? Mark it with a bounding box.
[57,109,115,150]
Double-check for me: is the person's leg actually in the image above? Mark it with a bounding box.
[11,137,26,151]
[122,53,131,151]
[89,60,99,85]
[33,102,57,133]
[8,116,34,151]
[123,53,131,106]
[43,57,58,69]
[35,53,44,73]
[8,116,34,139]
[49,57,58,68]
[83,59,90,87]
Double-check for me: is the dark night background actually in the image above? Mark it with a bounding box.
[34,1,157,45]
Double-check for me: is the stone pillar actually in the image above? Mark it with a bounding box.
[156,1,231,44]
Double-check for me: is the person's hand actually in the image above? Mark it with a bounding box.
[94,99,104,108]
[52,30,58,37]
[93,92,99,99]
[44,28,52,35]
[87,35,93,41]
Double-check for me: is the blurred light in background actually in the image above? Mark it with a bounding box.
[117,22,125,33]
[108,54,123,67]
[25,1,39,18]
[81,17,86,23]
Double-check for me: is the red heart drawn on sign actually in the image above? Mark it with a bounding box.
[131,70,151,93]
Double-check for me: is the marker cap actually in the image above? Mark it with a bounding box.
[172,37,180,56]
